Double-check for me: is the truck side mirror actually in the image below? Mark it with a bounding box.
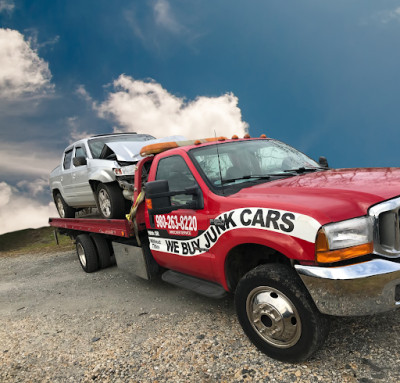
[319,156,329,169]
[146,180,171,212]
[73,156,87,167]
[146,180,203,215]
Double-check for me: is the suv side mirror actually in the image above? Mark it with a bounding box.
[73,156,87,167]
[318,156,329,169]
[146,180,203,215]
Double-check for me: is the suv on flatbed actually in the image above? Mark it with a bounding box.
[49,133,185,219]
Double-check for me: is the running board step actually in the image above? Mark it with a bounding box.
[161,270,227,299]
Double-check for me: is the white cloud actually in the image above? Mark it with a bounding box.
[67,116,93,143]
[0,182,57,235]
[124,1,199,54]
[96,75,248,139]
[154,0,182,34]
[0,28,53,99]
[368,7,400,25]
[0,141,60,178]
[16,178,48,197]
[75,84,93,103]
[0,0,14,13]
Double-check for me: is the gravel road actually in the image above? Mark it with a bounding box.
[1,249,400,382]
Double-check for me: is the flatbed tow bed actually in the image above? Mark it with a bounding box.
[49,217,133,238]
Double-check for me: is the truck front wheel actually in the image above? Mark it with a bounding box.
[235,264,330,363]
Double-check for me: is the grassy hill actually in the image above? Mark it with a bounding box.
[0,226,74,256]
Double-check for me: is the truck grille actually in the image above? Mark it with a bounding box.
[369,197,400,257]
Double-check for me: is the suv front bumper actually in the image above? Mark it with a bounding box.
[295,259,400,316]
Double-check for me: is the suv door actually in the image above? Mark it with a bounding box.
[60,148,74,201]
[70,144,96,206]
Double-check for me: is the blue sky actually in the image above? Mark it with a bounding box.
[1,0,400,233]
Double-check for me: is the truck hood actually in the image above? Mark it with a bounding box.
[105,135,187,162]
[230,168,400,224]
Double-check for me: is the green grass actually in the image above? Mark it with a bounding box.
[0,226,74,256]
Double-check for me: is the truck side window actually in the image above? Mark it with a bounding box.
[75,146,87,158]
[63,149,73,170]
[156,156,197,205]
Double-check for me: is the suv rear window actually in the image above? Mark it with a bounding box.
[63,149,73,169]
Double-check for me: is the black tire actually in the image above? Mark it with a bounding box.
[235,264,330,363]
[75,234,99,273]
[54,192,76,218]
[90,234,112,269]
[96,183,125,219]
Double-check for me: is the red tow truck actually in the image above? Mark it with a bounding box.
[50,135,400,362]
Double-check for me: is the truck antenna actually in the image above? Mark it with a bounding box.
[215,130,225,195]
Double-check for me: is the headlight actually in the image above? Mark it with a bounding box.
[316,216,373,263]
[113,164,136,176]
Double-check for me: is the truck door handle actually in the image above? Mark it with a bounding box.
[210,218,225,227]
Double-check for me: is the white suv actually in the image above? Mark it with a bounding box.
[50,133,184,219]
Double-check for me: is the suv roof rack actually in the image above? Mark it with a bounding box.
[91,132,137,138]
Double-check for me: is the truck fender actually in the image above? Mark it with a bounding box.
[217,229,314,291]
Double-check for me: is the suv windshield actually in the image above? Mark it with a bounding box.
[88,134,155,159]
[190,139,321,191]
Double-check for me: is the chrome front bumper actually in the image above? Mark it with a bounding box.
[295,259,400,316]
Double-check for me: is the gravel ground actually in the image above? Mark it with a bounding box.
[1,250,400,382]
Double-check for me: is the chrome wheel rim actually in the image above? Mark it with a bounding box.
[246,286,301,348]
[98,189,111,218]
[56,196,65,218]
[76,243,87,267]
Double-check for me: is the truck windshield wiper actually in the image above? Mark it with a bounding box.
[283,167,325,174]
[222,174,271,185]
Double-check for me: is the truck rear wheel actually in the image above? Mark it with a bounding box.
[235,264,330,363]
[75,234,99,273]
[96,183,125,219]
[54,192,76,218]
[90,234,112,269]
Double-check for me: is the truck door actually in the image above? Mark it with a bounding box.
[149,154,214,280]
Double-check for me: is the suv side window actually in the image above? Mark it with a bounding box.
[156,156,197,205]
[63,149,73,170]
[75,146,87,158]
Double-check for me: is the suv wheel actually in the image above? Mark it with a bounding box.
[54,193,76,218]
[96,183,125,219]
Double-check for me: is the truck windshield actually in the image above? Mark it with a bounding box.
[88,134,155,159]
[190,139,321,190]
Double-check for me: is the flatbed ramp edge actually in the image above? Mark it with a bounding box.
[49,217,133,238]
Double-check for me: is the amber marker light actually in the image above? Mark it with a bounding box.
[244,133,251,138]
[146,199,153,210]
[231,135,239,139]
[260,134,267,138]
